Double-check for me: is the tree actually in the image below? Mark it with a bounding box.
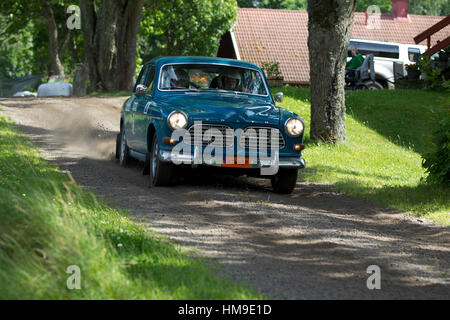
[139,0,237,60]
[237,0,307,9]
[0,14,34,78]
[0,0,75,77]
[355,0,449,15]
[410,0,449,16]
[40,0,66,76]
[354,0,391,13]
[307,0,356,142]
[79,0,145,92]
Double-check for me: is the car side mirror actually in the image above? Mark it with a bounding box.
[274,92,283,103]
[135,84,148,94]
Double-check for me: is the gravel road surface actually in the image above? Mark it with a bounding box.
[1,97,449,299]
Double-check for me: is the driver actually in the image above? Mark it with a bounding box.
[220,71,240,91]
[170,69,189,89]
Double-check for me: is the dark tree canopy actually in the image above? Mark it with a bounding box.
[139,0,237,62]
[0,0,81,77]
[238,0,449,15]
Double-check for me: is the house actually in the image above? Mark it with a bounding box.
[217,1,449,85]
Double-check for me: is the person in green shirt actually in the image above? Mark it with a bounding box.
[346,47,364,69]
[345,47,364,87]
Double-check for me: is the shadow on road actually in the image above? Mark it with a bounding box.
[7,115,450,300]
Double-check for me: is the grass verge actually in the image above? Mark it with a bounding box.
[275,87,449,225]
[0,112,261,299]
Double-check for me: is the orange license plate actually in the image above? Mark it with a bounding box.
[221,156,250,168]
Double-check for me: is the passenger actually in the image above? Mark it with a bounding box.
[220,71,240,91]
[170,69,189,89]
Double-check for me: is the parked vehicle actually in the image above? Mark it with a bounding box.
[116,57,306,194]
[348,39,427,88]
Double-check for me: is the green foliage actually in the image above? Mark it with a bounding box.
[0,1,83,78]
[238,0,449,15]
[417,55,449,90]
[0,112,261,299]
[355,0,392,13]
[422,107,450,186]
[261,61,282,78]
[139,0,237,60]
[410,0,450,16]
[237,0,307,9]
[0,15,34,78]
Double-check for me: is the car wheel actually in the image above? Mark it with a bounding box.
[115,133,121,159]
[119,129,130,167]
[271,168,298,194]
[150,133,174,187]
[364,81,383,90]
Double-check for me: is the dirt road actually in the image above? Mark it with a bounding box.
[1,97,449,299]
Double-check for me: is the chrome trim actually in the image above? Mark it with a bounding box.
[187,123,234,147]
[142,114,163,120]
[159,150,306,169]
[157,62,270,98]
[284,117,304,138]
[167,110,188,130]
[238,126,285,150]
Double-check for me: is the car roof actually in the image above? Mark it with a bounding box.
[350,38,427,49]
[145,56,262,70]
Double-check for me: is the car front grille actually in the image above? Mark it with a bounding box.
[187,124,234,147]
[238,127,285,150]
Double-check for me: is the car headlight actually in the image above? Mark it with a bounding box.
[167,111,188,130]
[285,118,304,137]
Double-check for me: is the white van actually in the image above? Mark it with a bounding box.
[348,39,427,89]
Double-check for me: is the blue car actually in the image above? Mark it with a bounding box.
[116,56,306,193]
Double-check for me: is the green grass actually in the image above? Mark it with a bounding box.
[0,113,261,299]
[275,86,450,225]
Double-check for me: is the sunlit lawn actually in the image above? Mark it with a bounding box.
[275,86,449,225]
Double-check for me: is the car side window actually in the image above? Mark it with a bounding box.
[349,41,399,59]
[408,48,421,62]
[135,65,149,91]
[144,66,156,93]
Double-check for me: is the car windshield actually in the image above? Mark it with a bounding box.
[159,64,268,96]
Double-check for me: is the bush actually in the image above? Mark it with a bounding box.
[422,108,450,186]
[417,54,449,90]
[261,61,282,79]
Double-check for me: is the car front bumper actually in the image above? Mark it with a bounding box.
[159,149,306,169]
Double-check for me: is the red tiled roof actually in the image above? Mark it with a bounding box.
[232,8,450,84]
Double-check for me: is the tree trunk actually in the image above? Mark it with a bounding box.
[79,0,100,92]
[307,0,356,142]
[80,0,145,92]
[41,0,65,76]
[73,63,89,97]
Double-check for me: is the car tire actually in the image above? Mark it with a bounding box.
[271,168,298,194]
[115,133,121,159]
[119,129,130,167]
[364,81,383,90]
[149,133,174,187]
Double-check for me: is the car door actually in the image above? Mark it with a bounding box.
[133,64,157,153]
[125,65,149,151]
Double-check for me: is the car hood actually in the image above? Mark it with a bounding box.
[159,93,280,126]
